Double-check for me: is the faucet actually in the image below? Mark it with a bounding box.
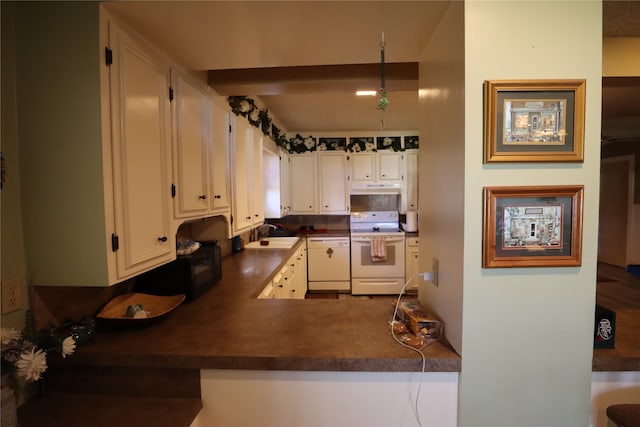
[257,223,278,240]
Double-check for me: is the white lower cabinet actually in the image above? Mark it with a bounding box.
[269,242,307,300]
[406,236,420,290]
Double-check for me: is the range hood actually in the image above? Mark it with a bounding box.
[349,182,401,195]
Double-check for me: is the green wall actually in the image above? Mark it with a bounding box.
[460,2,602,425]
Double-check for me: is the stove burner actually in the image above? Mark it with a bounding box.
[373,227,380,232]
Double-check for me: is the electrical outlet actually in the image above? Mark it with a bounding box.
[432,258,439,287]
[2,279,23,314]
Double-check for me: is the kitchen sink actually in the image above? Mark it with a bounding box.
[244,236,300,249]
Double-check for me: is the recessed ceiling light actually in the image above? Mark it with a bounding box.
[356,90,377,96]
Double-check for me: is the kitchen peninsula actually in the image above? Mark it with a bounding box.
[19,240,459,427]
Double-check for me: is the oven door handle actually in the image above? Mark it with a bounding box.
[351,237,404,244]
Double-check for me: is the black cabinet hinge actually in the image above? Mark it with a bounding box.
[105,47,113,66]
[229,124,232,134]
[169,86,174,102]
[171,183,176,198]
[111,233,119,252]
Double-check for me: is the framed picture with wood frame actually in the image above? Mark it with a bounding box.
[484,79,586,163]
[482,185,584,268]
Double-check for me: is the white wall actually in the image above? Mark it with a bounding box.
[192,370,459,427]
[590,371,640,427]
[459,2,603,426]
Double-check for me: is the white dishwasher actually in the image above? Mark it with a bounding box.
[306,237,351,292]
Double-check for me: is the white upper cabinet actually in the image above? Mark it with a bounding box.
[251,129,265,226]
[289,153,318,214]
[377,151,403,183]
[350,152,376,183]
[209,97,232,213]
[350,151,402,186]
[105,15,176,280]
[401,150,419,213]
[318,152,349,214]
[289,152,349,215]
[263,148,282,219]
[16,4,175,285]
[230,116,264,234]
[279,148,291,217]
[170,70,211,219]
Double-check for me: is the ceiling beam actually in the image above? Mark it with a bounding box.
[208,62,418,96]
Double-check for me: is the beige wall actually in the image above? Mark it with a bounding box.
[1,1,28,329]
[417,1,465,353]
[460,1,602,426]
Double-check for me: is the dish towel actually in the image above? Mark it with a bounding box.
[371,237,387,262]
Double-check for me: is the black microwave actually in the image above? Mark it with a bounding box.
[134,241,222,301]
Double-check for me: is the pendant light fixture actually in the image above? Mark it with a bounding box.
[377,32,389,129]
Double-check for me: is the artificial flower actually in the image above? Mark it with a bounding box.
[1,327,21,345]
[61,336,76,358]
[16,348,47,382]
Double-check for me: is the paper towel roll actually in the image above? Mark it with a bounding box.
[406,211,418,232]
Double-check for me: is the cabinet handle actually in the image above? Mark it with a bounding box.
[246,216,251,220]
[158,236,168,242]
[278,285,283,288]
[308,205,313,208]
[255,214,260,217]
[199,194,207,200]
[214,195,222,199]
[325,205,328,208]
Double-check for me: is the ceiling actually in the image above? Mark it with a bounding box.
[104,1,640,137]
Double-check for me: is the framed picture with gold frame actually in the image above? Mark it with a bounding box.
[482,185,584,268]
[484,80,586,163]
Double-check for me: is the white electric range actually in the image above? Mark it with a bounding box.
[349,211,406,295]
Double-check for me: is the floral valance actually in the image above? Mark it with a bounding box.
[227,96,418,154]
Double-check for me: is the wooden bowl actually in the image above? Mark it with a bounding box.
[97,293,185,325]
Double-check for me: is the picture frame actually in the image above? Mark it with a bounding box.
[482,185,584,268]
[484,79,586,163]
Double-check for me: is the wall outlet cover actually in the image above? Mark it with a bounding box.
[2,278,23,314]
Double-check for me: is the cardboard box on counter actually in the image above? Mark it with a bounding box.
[395,300,443,340]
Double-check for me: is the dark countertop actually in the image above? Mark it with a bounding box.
[68,239,461,372]
[59,239,639,373]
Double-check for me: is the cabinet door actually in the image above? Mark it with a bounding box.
[171,71,210,219]
[210,98,231,211]
[289,153,318,213]
[251,129,265,226]
[109,22,174,278]
[263,148,282,219]
[297,244,308,298]
[350,153,376,183]
[402,151,419,213]
[406,237,420,290]
[230,117,253,233]
[318,152,349,214]
[377,152,403,182]
[279,149,290,216]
